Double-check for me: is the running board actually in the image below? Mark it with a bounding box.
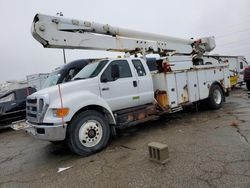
[116,115,159,129]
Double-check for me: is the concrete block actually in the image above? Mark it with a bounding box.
[148,142,169,164]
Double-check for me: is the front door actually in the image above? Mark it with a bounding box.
[99,60,139,111]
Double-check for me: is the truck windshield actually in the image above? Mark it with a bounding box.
[42,71,61,89]
[73,60,108,80]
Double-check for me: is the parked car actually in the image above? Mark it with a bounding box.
[244,66,250,90]
[0,87,36,127]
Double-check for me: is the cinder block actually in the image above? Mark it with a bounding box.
[148,142,169,164]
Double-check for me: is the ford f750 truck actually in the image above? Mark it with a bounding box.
[13,14,231,155]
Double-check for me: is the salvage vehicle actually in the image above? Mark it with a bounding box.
[0,87,36,128]
[13,14,231,155]
[244,66,250,90]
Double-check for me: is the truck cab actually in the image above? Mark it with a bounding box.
[27,57,153,126]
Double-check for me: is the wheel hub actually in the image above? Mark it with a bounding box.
[88,129,96,138]
[78,120,103,148]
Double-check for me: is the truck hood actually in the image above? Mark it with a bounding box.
[29,78,100,99]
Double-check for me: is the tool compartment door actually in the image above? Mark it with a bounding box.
[197,70,209,100]
[175,72,189,104]
[187,71,199,102]
[152,73,178,108]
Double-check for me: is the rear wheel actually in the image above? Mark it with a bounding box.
[207,84,224,110]
[67,110,110,156]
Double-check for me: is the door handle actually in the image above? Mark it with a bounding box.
[10,102,16,106]
[102,87,109,91]
[133,81,137,87]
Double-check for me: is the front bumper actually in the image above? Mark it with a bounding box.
[26,121,67,141]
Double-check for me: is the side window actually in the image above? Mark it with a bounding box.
[240,62,243,69]
[132,59,146,76]
[15,89,27,100]
[101,60,132,82]
[0,92,15,103]
[62,68,76,83]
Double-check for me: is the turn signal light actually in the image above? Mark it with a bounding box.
[54,108,69,118]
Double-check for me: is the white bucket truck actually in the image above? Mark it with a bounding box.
[17,14,230,155]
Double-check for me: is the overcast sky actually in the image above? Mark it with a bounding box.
[0,0,250,83]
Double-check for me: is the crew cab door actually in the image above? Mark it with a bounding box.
[99,59,139,111]
[131,59,154,105]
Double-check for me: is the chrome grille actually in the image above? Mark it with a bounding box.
[26,98,38,123]
[26,95,49,124]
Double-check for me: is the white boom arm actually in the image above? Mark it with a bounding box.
[31,14,216,56]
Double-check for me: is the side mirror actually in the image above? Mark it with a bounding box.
[111,64,119,80]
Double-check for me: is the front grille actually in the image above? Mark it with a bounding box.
[27,113,37,118]
[26,98,38,123]
[27,98,37,104]
[26,96,48,124]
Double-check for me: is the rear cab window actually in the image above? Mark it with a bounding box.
[132,59,146,76]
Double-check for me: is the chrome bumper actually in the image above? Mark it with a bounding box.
[26,121,67,141]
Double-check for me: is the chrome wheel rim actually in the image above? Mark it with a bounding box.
[78,120,103,147]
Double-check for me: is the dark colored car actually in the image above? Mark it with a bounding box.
[42,59,95,89]
[0,87,36,127]
[244,66,250,90]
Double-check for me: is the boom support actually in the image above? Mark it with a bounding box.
[32,14,216,56]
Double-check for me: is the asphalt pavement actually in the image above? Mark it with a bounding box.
[0,88,250,188]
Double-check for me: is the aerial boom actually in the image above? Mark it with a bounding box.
[32,14,216,56]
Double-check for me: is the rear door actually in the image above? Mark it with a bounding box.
[131,59,154,105]
[99,59,139,111]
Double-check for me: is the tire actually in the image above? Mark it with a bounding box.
[246,81,250,91]
[66,110,110,156]
[207,84,224,110]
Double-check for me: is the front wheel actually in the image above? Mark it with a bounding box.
[67,110,110,156]
[207,84,224,110]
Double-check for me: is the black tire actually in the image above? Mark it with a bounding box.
[246,81,250,91]
[207,84,224,110]
[66,110,110,156]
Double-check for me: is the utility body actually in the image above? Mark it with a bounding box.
[16,14,231,155]
[202,55,248,87]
